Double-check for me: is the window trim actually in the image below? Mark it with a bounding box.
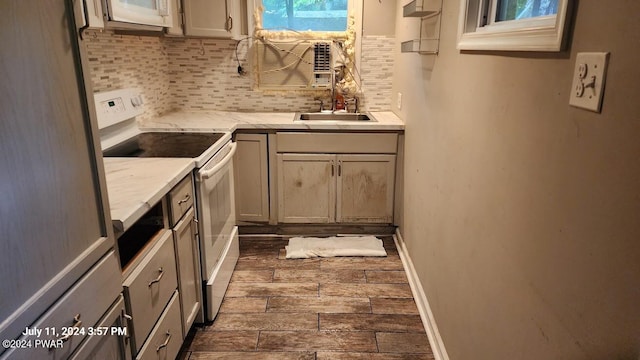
[457,0,572,51]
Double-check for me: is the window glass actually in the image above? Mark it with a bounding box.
[495,0,558,22]
[262,0,348,31]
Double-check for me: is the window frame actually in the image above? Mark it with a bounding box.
[457,0,572,51]
[258,0,350,33]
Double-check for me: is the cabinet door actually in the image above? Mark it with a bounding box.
[184,0,235,38]
[173,207,201,337]
[165,0,184,36]
[1,1,114,344]
[277,154,336,223]
[235,134,270,222]
[336,155,396,223]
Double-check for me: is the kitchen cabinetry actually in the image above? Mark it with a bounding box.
[276,132,398,224]
[234,133,270,222]
[168,176,201,337]
[113,172,200,358]
[69,295,132,360]
[183,0,246,38]
[135,292,182,360]
[0,1,119,356]
[75,0,105,29]
[123,230,179,354]
[165,0,184,36]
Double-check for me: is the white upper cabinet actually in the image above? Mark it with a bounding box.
[183,0,246,38]
[75,0,105,29]
[166,0,184,36]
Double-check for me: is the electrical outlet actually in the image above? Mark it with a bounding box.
[397,92,402,110]
[569,52,609,113]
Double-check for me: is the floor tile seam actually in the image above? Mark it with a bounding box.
[316,328,426,334]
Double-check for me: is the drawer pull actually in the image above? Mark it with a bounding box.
[177,193,191,205]
[148,267,165,287]
[54,314,82,346]
[156,331,172,352]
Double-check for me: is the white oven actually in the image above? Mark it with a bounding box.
[103,0,172,28]
[196,140,239,322]
[94,88,239,323]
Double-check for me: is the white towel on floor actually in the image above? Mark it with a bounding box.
[285,236,387,259]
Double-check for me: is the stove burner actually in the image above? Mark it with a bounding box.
[103,132,226,158]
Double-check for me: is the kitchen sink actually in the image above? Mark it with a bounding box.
[295,112,376,122]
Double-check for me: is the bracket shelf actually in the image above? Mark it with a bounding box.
[401,0,442,55]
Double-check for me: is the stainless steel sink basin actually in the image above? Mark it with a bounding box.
[295,112,376,122]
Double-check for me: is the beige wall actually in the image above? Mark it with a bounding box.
[363,0,396,36]
[393,1,640,359]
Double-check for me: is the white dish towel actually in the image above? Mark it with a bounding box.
[285,235,387,259]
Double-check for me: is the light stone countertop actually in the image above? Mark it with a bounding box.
[139,111,404,132]
[104,157,195,234]
[104,111,403,235]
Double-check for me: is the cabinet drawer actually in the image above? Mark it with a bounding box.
[169,175,194,226]
[2,252,122,360]
[123,230,178,353]
[276,132,398,154]
[135,291,182,360]
[69,294,131,360]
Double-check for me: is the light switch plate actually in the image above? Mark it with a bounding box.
[569,52,609,112]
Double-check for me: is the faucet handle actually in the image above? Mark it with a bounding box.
[345,97,359,113]
[314,97,325,112]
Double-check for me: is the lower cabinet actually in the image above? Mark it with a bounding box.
[337,154,397,223]
[69,295,132,360]
[172,207,201,336]
[277,153,396,223]
[123,231,179,355]
[118,173,201,359]
[1,252,123,360]
[135,292,183,360]
[234,133,270,222]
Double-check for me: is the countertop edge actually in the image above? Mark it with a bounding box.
[105,158,195,234]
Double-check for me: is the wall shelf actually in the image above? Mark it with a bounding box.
[401,39,439,54]
[403,0,439,18]
[401,0,442,55]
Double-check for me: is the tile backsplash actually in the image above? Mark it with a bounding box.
[84,31,393,118]
[84,31,172,123]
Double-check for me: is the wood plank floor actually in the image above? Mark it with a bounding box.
[180,235,434,359]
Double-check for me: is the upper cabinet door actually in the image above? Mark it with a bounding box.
[165,0,184,36]
[184,0,238,38]
[0,1,115,344]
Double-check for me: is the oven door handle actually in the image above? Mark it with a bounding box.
[199,142,237,180]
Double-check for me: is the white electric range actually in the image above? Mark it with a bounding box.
[95,88,239,323]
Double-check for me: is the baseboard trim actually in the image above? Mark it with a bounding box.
[394,229,449,360]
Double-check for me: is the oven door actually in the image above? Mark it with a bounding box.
[105,0,172,27]
[195,141,239,320]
